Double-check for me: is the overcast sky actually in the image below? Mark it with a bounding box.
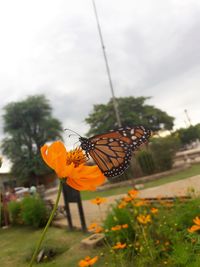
[0,0,200,171]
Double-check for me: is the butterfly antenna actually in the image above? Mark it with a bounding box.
[64,128,81,137]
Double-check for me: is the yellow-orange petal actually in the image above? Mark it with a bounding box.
[41,141,68,178]
[151,208,158,214]
[78,256,98,267]
[88,223,98,230]
[88,256,98,265]
[128,189,138,198]
[188,225,200,233]
[193,216,200,226]
[111,225,122,231]
[91,197,107,205]
[66,164,105,191]
[78,260,89,267]
[113,242,127,249]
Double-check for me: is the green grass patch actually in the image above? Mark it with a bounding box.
[143,163,200,189]
[0,227,104,267]
[81,163,200,200]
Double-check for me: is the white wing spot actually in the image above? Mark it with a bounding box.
[131,136,137,140]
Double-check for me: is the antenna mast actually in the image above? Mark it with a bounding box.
[92,0,122,127]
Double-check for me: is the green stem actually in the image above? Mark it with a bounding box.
[29,181,63,267]
[141,225,153,260]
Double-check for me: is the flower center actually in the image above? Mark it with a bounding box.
[66,148,87,167]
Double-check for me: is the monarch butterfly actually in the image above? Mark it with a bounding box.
[78,126,152,178]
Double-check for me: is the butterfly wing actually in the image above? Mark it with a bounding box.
[88,138,132,177]
[109,126,152,150]
[81,126,151,178]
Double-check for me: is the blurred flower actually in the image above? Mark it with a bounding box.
[88,223,98,231]
[88,222,103,233]
[78,256,98,267]
[111,225,122,231]
[113,242,127,249]
[91,197,107,205]
[193,216,200,225]
[41,141,105,191]
[137,214,151,224]
[128,189,138,199]
[188,225,200,233]
[188,216,200,233]
[111,224,128,231]
[118,201,127,209]
[123,196,133,203]
[133,200,146,207]
[94,226,104,233]
[151,207,158,214]
[122,224,129,229]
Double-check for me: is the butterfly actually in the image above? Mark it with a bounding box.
[78,126,152,178]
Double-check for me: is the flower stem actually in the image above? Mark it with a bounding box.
[29,180,63,267]
[141,225,153,260]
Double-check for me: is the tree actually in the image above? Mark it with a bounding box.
[175,124,200,145]
[85,96,174,136]
[2,95,63,185]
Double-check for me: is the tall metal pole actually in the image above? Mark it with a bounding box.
[184,109,192,127]
[92,0,122,127]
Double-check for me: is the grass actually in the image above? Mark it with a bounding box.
[0,226,104,267]
[143,163,200,189]
[81,163,200,200]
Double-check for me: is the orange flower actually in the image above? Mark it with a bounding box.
[122,224,129,229]
[133,200,146,207]
[137,214,151,224]
[128,189,138,199]
[88,223,98,231]
[111,225,122,231]
[118,201,127,209]
[113,242,126,249]
[78,256,98,267]
[88,223,103,233]
[41,141,105,191]
[188,216,200,233]
[193,216,200,226]
[151,207,158,214]
[188,225,200,233]
[123,196,133,203]
[94,226,104,233]
[91,197,107,205]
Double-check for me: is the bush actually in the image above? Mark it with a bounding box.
[101,191,200,267]
[136,150,155,175]
[175,124,200,145]
[21,196,48,228]
[8,201,22,225]
[150,135,180,171]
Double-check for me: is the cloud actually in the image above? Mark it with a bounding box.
[0,0,200,142]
